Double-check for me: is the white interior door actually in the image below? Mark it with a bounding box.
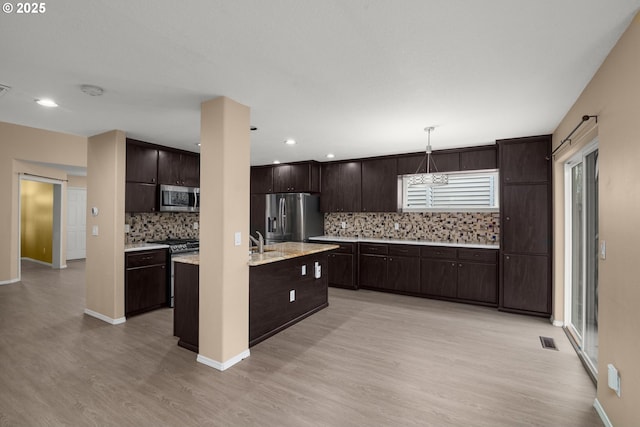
[67,187,86,260]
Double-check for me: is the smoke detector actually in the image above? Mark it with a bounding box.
[0,84,11,97]
[80,84,104,96]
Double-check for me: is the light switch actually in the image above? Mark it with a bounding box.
[301,265,307,276]
[341,221,346,229]
[600,240,606,260]
[92,225,99,236]
[314,261,321,279]
[289,290,295,302]
[234,232,241,246]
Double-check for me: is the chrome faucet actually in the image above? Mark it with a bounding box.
[249,231,264,254]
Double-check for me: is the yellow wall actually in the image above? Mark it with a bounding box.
[20,180,54,263]
[552,13,640,426]
[0,121,87,282]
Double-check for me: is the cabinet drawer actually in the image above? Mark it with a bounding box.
[328,242,354,254]
[359,243,388,255]
[388,244,420,257]
[458,249,497,263]
[126,249,167,268]
[420,246,457,259]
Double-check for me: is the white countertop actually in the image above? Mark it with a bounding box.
[309,236,499,250]
[124,243,170,252]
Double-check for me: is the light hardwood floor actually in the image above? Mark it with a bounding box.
[0,261,601,426]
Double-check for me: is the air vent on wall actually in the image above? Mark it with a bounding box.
[0,84,11,97]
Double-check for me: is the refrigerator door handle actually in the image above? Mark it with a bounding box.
[279,197,287,233]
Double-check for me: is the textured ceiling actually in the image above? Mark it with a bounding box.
[1,0,639,167]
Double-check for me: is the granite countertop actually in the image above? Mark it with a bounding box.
[172,242,340,267]
[309,235,499,250]
[124,243,170,252]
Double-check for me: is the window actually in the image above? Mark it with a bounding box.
[399,169,499,212]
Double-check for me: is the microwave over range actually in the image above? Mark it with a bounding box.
[159,185,199,212]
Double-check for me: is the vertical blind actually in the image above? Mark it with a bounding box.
[402,171,499,211]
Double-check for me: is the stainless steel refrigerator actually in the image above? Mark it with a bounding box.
[256,193,324,243]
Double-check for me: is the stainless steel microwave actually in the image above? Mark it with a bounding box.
[159,185,199,212]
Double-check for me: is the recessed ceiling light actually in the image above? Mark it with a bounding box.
[195,142,201,147]
[326,153,335,159]
[80,84,104,96]
[284,139,296,145]
[36,98,58,107]
[273,160,281,164]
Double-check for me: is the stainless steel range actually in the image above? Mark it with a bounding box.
[148,239,199,307]
[148,238,200,254]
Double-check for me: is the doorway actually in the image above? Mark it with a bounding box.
[67,187,86,260]
[19,175,64,272]
[564,140,599,378]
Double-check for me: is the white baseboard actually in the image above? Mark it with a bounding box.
[0,277,20,285]
[21,257,52,267]
[593,398,613,427]
[551,319,564,327]
[197,349,250,371]
[84,308,126,325]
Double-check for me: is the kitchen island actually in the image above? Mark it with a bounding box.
[172,241,338,351]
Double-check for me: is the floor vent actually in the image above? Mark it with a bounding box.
[540,336,558,351]
[0,84,10,97]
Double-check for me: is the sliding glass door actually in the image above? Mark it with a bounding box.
[565,142,599,376]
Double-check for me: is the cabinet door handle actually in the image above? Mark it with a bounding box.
[506,256,510,260]
[451,263,456,267]
[459,263,463,267]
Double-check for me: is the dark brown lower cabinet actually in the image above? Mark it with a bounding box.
[501,253,550,314]
[326,242,357,289]
[420,258,458,298]
[388,256,420,293]
[124,249,169,317]
[457,261,497,303]
[419,247,497,306]
[250,253,329,347]
[173,262,199,352]
[358,254,388,289]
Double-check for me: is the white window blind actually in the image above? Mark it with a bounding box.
[401,170,499,212]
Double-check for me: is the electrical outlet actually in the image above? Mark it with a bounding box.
[194,222,199,230]
[600,240,606,260]
[301,265,307,276]
[124,224,130,233]
[314,261,321,278]
[234,232,241,246]
[394,222,400,230]
[341,221,346,229]
[289,290,295,302]
[92,225,99,236]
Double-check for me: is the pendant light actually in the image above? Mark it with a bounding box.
[407,126,449,186]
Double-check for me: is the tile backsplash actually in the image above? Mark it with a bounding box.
[324,212,499,244]
[125,212,199,244]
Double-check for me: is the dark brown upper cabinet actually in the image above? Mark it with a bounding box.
[498,135,551,183]
[460,147,497,170]
[429,151,460,172]
[158,150,200,187]
[272,162,320,193]
[250,166,274,194]
[126,140,158,184]
[320,161,361,212]
[397,154,426,175]
[361,157,398,212]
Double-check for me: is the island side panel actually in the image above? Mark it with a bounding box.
[174,261,199,352]
[249,252,329,347]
